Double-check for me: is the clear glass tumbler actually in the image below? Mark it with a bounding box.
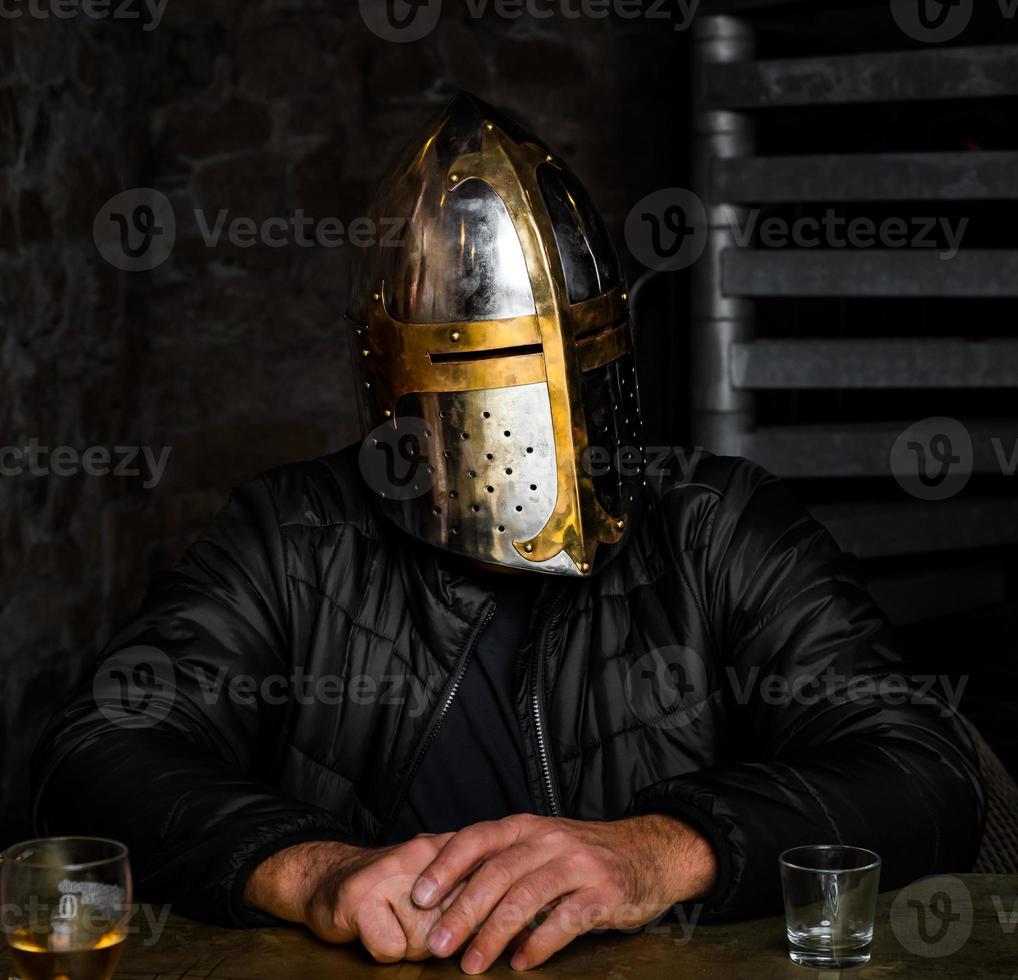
[1,836,132,980]
[779,844,881,969]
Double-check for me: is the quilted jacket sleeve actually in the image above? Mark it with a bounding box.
[31,476,354,926]
[633,458,985,918]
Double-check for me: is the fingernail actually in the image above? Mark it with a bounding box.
[428,927,453,956]
[511,952,528,971]
[413,877,438,907]
[462,949,484,974]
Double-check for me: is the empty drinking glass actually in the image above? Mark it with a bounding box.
[780,845,881,968]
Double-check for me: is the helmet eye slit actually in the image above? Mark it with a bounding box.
[428,342,543,365]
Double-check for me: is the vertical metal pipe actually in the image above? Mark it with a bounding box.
[690,15,756,458]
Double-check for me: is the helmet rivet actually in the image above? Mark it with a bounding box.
[545,154,553,163]
[383,409,392,419]
[450,330,461,342]
[364,381,371,389]
[450,173,460,183]
[580,562,591,573]
[616,519,626,530]
[372,291,381,302]
[621,292,628,302]
[485,122,494,132]
[524,544,534,554]
[361,348,370,357]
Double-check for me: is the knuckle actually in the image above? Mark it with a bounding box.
[509,880,542,911]
[403,837,440,865]
[483,857,515,891]
[508,812,538,831]
[445,897,481,930]
[570,848,601,874]
[367,941,404,964]
[545,829,572,850]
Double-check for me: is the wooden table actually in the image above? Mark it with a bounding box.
[3,875,1015,979]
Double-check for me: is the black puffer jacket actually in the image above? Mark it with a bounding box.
[33,446,985,925]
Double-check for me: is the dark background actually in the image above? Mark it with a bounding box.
[1,0,1015,846]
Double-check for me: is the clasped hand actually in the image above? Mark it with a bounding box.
[246,813,717,972]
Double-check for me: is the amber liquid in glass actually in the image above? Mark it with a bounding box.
[8,928,124,980]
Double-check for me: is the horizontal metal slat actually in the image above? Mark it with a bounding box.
[866,560,1008,626]
[736,419,1018,478]
[811,496,1018,559]
[712,152,1018,203]
[702,44,1018,109]
[731,339,1018,389]
[722,250,1018,298]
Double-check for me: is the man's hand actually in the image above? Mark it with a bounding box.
[244,834,454,962]
[410,813,718,972]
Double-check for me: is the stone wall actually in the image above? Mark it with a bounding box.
[0,3,686,843]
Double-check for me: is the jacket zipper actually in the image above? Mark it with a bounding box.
[532,584,568,816]
[380,600,495,839]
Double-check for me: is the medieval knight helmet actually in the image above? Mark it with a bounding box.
[348,93,643,577]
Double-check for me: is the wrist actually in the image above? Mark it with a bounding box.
[629,812,719,905]
[243,839,364,923]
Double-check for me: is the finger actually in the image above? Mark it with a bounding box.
[509,889,604,971]
[440,879,467,912]
[412,820,520,909]
[459,868,576,974]
[356,894,408,964]
[389,890,442,961]
[426,844,545,957]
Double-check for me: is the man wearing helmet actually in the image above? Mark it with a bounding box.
[34,94,984,972]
